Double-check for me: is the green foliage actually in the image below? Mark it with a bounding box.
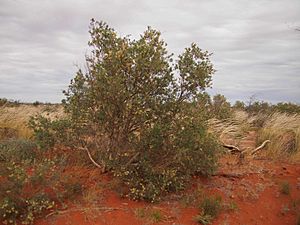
[199,195,222,218]
[243,98,300,116]
[0,142,82,224]
[0,159,57,224]
[0,98,8,107]
[194,213,213,225]
[233,100,245,110]
[194,195,223,224]
[0,98,21,107]
[246,100,271,115]
[134,207,163,223]
[29,116,74,150]
[0,139,37,162]
[149,210,163,223]
[32,101,41,107]
[30,20,219,202]
[0,194,55,225]
[273,102,300,115]
[226,201,238,212]
[280,181,291,195]
[210,94,232,120]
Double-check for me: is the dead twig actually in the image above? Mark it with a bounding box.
[222,144,242,153]
[125,152,140,167]
[250,140,271,155]
[78,146,103,169]
[222,139,271,156]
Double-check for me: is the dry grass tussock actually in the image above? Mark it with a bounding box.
[257,112,300,161]
[0,104,64,139]
[208,110,253,146]
[209,110,300,161]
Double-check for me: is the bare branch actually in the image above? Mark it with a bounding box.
[222,144,241,153]
[78,146,103,169]
[251,140,271,155]
[125,152,140,167]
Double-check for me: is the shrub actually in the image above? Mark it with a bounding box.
[32,101,41,107]
[150,210,163,223]
[0,98,8,107]
[0,98,21,107]
[200,195,222,218]
[0,194,55,225]
[28,116,74,150]
[233,100,245,110]
[0,139,37,162]
[274,102,300,115]
[210,94,232,120]
[194,195,222,224]
[246,100,272,115]
[0,159,56,224]
[226,201,238,212]
[194,213,213,225]
[30,20,219,202]
[244,99,300,116]
[280,181,291,195]
[0,151,81,224]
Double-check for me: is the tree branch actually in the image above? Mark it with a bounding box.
[250,140,271,155]
[78,146,103,169]
[222,144,242,153]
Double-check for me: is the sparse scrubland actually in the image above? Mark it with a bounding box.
[1,20,300,224]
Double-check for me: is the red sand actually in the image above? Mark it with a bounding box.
[36,156,300,225]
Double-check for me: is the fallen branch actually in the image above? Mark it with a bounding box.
[222,139,271,156]
[222,144,241,153]
[251,140,271,155]
[125,152,140,167]
[78,147,103,169]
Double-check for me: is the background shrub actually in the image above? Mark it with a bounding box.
[0,139,37,162]
[28,116,74,150]
[210,94,232,120]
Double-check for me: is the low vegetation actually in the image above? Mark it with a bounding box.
[0,104,63,140]
[194,195,222,224]
[257,113,300,160]
[0,19,300,224]
[234,99,300,115]
[280,181,291,195]
[210,101,300,162]
[0,137,91,224]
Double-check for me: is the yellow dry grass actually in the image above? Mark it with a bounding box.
[209,110,300,161]
[208,110,253,146]
[0,104,64,139]
[257,112,300,161]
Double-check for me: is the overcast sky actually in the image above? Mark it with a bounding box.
[0,0,299,103]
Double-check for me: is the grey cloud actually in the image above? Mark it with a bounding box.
[0,0,299,103]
